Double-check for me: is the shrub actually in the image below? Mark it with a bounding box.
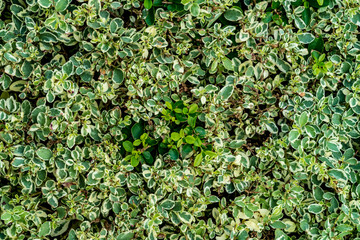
[0,0,360,239]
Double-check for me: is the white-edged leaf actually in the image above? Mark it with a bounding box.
[39,222,51,237]
[297,33,315,44]
[218,85,234,101]
[38,0,52,8]
[36,147,53,160]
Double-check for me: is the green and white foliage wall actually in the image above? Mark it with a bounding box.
[0,0,360,239]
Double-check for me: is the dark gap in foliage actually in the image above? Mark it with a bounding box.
[258,104,268,111]
[158,222,181,235]
[0,177,10,189]
[259,229,275,239]
[65,220,82,237]
[247,131,271,148]
[40,53,54,66]
[352,138,360,155]
[121,10,139,29]
[202,201,218,218]
[226,49,238,60]
[93,71,100,81]
[0,6,11,22]
[236,0,250,11]
[39,201,55,213]
[61,44,80,61]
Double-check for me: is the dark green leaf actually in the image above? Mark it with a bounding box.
[144,0,152,9]
[131,123,144,140]
[123,141,134,152]
[194,153,203,166]
[36,147,52,160]
[169,149,179,160]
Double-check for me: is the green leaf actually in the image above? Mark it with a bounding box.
[144,0,152,9]
[178,211,192,223]
[4,53,18,62]
[21,61,33,79]
[350,13,360,26]
[326,141,340,152]
[123,141,134,152]
[294,16,306,29]
[238,230,249,240]
[229,140,246,149]
[218,85,234,101]
[55,0,70,12]
[9,81,27,92]
[194,153,203,166]
[131,123,144,140]
[195,126,206,137]
[265,122,278,134]
[300,220,309,231]
[224,8,242,21]
[185,135,196,144]
[165,101,172,109]
[62,61,74,76]
[12,158,25,167]
[271,221,286,229]
[131,155,140,167]
[308,36,324,53]
[190,3,200,16]
[328,169,347,181]
[181,144,192,158]
[297,33,315,44]
[40,32,58,43]
[89,0,101,13]
[39,222,51,237]
[313,186,324,201]
[222,57,233,71]
[302,8,311,25]
[36,147,53,160]
[169,149,179,160]
[47,195,58,208]
[171,132,181,141]
[117,232,135,240]
[1,212,11,221]
[142,151,154,164]
[80,71,93,82]
[67,134,76,149]
[288,130,300,142]
[188,104,198,114]
[312,50,320,61]
[51,220,70,237]
[335,224,353,232]
[317,0,324,5]
[204,151,217,159]
[276,58,291,73]
[0,74,12,90]
[145,7,155,25]
[112,69,124,84]
[263,12,273,23]
[187,116,197,128]
[153,36,168,48]
[161,199,175,210]
[308,204,323,214]
[38,0,52,8]
[209,195,220,203]
[305,125,316,138]
[298,112,309,127]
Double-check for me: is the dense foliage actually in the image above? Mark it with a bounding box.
[1,0,360,239]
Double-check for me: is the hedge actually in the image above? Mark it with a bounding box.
[1,0,360,239]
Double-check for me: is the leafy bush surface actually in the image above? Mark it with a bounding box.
[1,0,360,239]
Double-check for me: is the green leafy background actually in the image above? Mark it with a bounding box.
[0,0,360,239]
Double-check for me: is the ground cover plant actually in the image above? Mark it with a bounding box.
[0,0,360,239]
